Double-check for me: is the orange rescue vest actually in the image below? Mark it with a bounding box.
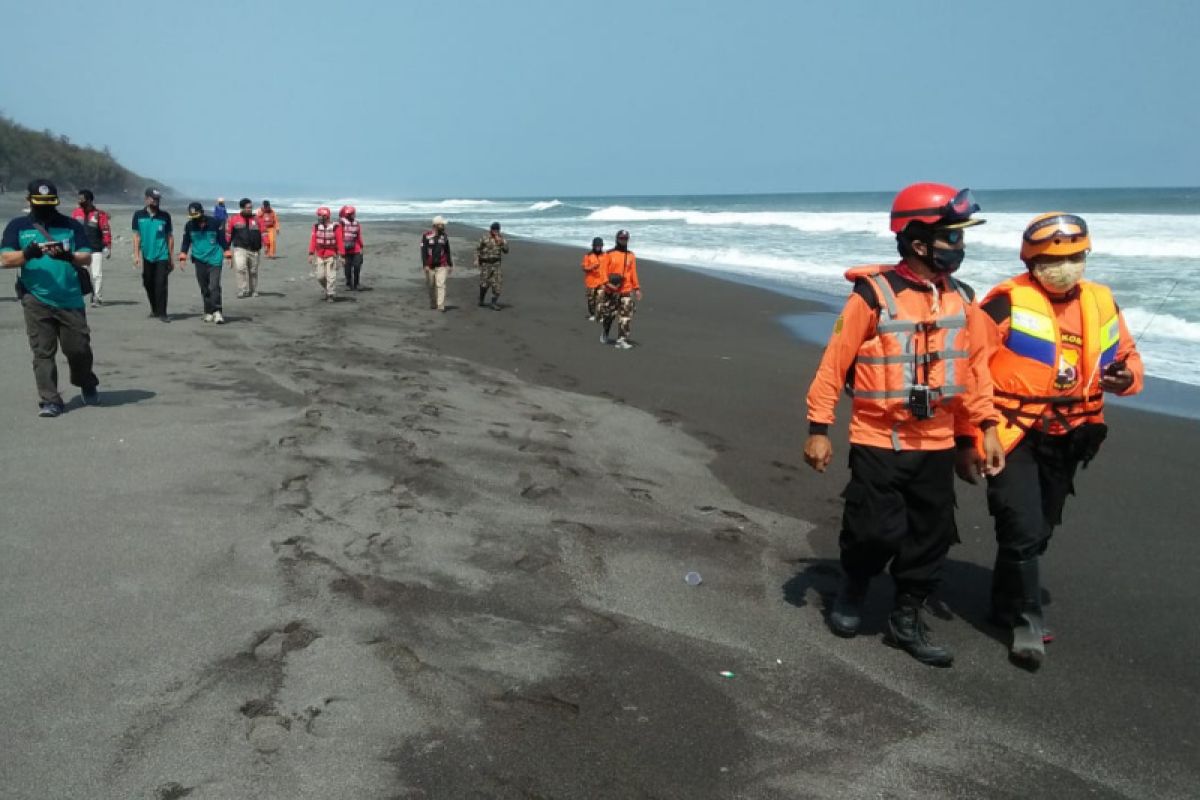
[985,274,1120,452]
[844,265,974,448]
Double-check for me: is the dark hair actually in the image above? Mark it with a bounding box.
[239,197,252,208]
[79,189,94,202]
[895,222,931,259]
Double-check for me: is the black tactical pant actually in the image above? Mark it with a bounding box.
[343,253,363,289]
[21,294,99,405]
[986,431,1080,561]
[142,259,170,317]
[194,261,223,314]
[839,445,958,601]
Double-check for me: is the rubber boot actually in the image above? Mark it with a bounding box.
[478,287,488,307]
[885,596,954,667]
[992,556,1055,646]
[1008,558,1046,670]
[828,575,869,638]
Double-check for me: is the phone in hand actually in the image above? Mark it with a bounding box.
[1104,359,1127,377]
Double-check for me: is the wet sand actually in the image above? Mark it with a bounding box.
[0,213,1196,799]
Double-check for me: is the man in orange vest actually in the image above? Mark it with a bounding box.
[804,183,1005,667]
[257,200,280,258]
[958,213,1143,670]
[598,229,641,349]
[581,236,605,320]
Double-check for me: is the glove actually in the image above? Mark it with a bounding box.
[22,242,42,261]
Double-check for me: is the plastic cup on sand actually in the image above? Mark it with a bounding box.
[685,571,702,586]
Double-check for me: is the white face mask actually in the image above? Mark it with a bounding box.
[1033,259,1086,293]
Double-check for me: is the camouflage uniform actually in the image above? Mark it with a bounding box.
[476,233,509,299]
[599,290,636,339]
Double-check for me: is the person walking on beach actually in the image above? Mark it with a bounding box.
[212,197,228,223]
[598,229,641,349]
[803,183,1005,668]
[582,236,605,320]
[258,200,280,259]
[308,207,342,303]
[226,198,264,298]
[131,187,174,322]
[959,212,1143,670]
[421,215,453,312]
[72,189,111,307]
[339,205,365,291]
[0,179,101,417]
[474,221,509,309]
[179,202,229,324]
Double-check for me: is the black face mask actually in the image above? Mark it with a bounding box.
[615,241,628,251]
[927,246,965,274]
[30,204,56,221]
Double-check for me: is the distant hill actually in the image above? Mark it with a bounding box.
[0,113,163,200]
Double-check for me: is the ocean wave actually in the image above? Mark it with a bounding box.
[586,205,880,234]
[528,199,563,212]
[959,213,1200,260]
[1121,308,1200,343]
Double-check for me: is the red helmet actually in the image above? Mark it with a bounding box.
[889,183,983,233]
[316,206,331,218]
[340,205,355,217]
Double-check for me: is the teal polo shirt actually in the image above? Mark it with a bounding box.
[0,212,92,310]
[132,208,173,261]
[182,217,227,267]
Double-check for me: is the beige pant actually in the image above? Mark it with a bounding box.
[88,251,104,300]
[425,266,449,309]
[233,247,261,295]
[312,256,338,298]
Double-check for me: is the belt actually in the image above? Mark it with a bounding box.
[480,259,501,264]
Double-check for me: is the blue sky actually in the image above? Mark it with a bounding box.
[2,0,1196,198]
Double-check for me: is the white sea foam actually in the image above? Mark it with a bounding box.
[528,199,563,211]
[586,205,881,235]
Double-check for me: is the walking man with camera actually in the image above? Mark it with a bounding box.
[803,183,1004,668]
[958,212,1143,671]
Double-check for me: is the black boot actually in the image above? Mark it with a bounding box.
[1010,558,1045,670]
[828,575,869,638]
[490,293,501,310]
[478,287,488,307]
[885,596,953,667]
[992,557,1055,648]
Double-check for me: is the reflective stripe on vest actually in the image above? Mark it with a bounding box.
[342,221,360,248]
[986,275,1119,452]
[841,266,973,409]
[314,223,338,250]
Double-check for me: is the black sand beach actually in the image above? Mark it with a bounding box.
[1,211,1197,799]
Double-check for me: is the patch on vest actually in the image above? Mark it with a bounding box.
[832,315,844,335]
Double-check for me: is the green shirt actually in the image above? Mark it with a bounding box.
[0,212,92,310]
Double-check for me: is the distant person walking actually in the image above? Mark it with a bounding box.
[131,187,174,322]
[474,221,509,309]
[72,189,111,307]
[212,197,228,223]
[179,202,229,324]
[339,205,365,291]
[421,215,453,312]
[581,236,605,320]
[598,229,641,349]
[0,179,101,417]
[258,200,280,259]
[308,207,342,303]
[226,198,264,298]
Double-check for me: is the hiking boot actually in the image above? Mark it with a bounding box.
[81,387,101,406]
[828,576,869,638]
[213,311,226,325]
[885,600,954,667]
[38,402,64,418]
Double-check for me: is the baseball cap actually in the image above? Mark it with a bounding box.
[27,179,60,206]
[145,187,162,200]
[490,221,501,231]
[187,202,204,218]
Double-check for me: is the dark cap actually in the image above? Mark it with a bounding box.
[187,202,204,218]
[78,188,95,202]
[592,237,604,247]
[27,179,60,206]
[616,229,630,239]
[145,187,162,199]
[490,221,501,231]
[263,200,271,207]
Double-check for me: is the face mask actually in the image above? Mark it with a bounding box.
[919,244,964,274]
[31,204,56,221]
[1034,260,1085,293]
